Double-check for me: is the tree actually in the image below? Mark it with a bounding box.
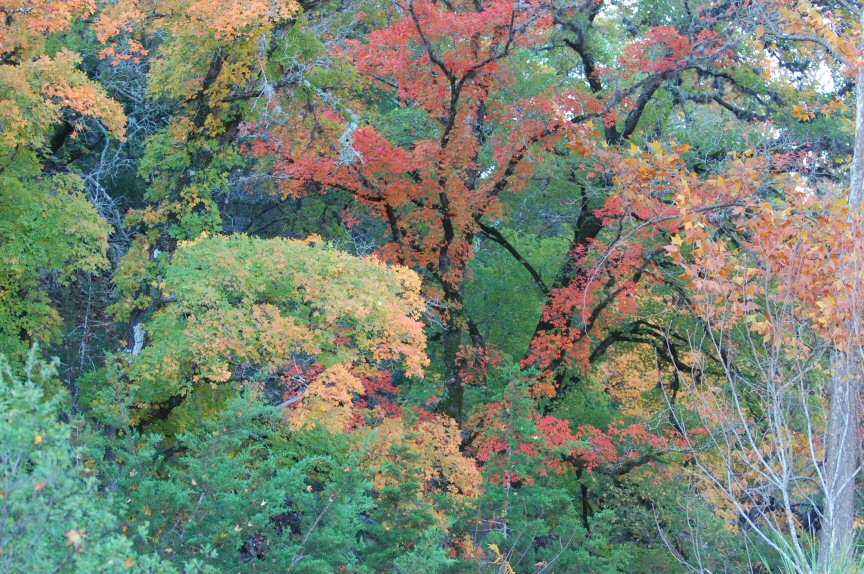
[644,1,864,568]
[815,3,864,566]
[0,350,176,574]
[87,234,428,431]
[620,55,859,569]
[85,234,483,568]
[96,392,376,572]
[95,0,313,335]
[260,0,581,422]
[0,0,124,364]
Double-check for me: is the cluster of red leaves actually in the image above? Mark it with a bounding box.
[524,235,654,377]
[615,27,730,79]
[355,371,402,417]
[473,398,678,485]
[574,422,683,471]
[457,345,505,387]
[350,0,552,111]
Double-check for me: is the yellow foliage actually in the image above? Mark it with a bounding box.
[365,414,482,502]
[119,235,429,430]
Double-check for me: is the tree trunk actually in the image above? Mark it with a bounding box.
[820,354,862,570]
[818,16,864,569]
[439,319,464,424]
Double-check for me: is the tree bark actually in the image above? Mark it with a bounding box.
[439,319,464,424]
[820,353,862,570]
[818,12,864,568]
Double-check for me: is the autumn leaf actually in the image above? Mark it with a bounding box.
[65,529,86,551]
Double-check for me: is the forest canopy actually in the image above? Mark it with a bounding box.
[2,0,864,572]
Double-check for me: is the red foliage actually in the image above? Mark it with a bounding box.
[473,401,674,482]
[258,0,577,301]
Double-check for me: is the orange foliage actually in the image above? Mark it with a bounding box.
[94,0,300,117]
[0,1,126,152]
[366,414,482,501]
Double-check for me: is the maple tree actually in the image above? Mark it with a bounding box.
[256,0,806,428]
[89,233,429,431]
[258,0,577,423]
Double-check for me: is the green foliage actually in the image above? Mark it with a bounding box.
[0,168,109,365]
[360,440,454,572]
[90,391,471,573]
[88,234,427,431]
[94,393,377,572]
[0,350,174,574]
[461,364,631,572]
[471,481,632,573]
[465,229,569,357]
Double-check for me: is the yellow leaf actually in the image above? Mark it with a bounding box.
[66,529,86,551]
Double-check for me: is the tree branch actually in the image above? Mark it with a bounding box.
[476,218,549,294]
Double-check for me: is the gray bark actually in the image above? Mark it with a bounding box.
[820,353,862,570]
[818,11,864,568]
